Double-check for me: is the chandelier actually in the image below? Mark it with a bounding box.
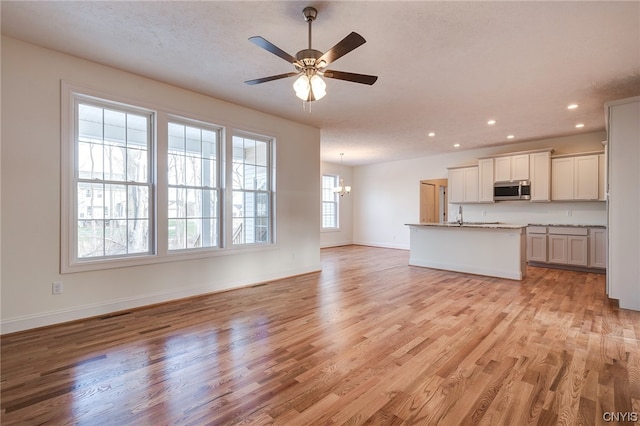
[333,153,351,196]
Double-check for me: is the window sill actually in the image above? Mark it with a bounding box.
[321,228,341,233]
[62,243,278,274]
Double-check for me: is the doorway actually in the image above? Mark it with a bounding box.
[420,179,448,223]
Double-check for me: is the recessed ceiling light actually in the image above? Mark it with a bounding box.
[487,119,496,125]
[453,143,460,148]
[428,132,436,137]
[567,104,579,110]
[507,135,515,139]
[575,123,585,128]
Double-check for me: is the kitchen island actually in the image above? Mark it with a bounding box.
[406,223,527,280]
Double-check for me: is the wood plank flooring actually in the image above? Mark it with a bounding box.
[2,245,639,425]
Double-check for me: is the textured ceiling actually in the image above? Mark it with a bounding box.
[2,1,639,166]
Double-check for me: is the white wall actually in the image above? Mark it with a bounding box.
[606,97,640,311]
[320,161,353,247]
[1,37,321,333]
[353,132,607,249]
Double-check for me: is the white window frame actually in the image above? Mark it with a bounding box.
[61,84,157,273]
[229,132,275,246]
[61,82,277,273]
[321,174,339,230]
[166,116,223,252]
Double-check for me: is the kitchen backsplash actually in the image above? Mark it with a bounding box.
[448,201,606,226]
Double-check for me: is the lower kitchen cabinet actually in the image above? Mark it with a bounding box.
[526,227,547,262]
[567,235,588,266]
[527,225,605,271]
[548,234,568,264]
[548,227,588,267]
[589,228,607,269]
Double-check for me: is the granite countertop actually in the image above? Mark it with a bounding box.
[528,223,606,228]
[407,222,527,230]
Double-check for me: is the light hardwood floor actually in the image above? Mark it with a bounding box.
[2,245,639,425]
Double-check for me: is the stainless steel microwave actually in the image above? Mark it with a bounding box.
[494,180,531,201]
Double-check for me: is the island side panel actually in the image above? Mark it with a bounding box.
[408,225,526,280]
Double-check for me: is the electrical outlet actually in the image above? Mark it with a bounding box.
[52,281,63,295]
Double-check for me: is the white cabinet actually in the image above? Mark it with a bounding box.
[529,151,551,202]
[464,168,479,203]
[589,228,606,269]
[528,234,547,262]
[567,236,588,266]
[551,157,575,200]
[478,158,494,203]
[551,154,600,201]
[448,168,464,203]
[548,235,588,266]
[527,226,547,262]
[574,155,599,200]
[512,155,530,180]
[598,153,606,201]
[528,226,605,271]
[448,166,478,203]
[494,157,511,182]
[548,234,568,264]
[494,154,529,182]
[547,227,589,267]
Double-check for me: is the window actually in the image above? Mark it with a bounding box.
[232,134,273,245]
[322,174,339,229]
[74,98,153,260]
[167,120,221,250]
[63,85,277,272]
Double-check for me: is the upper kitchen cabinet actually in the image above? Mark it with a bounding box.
[448,166,479,203]
[494,154,530,182]
[598,151,606,201]
[529,151,551,202]
[551,157,574,200]
[478,158,494,203]
[551,153,602,201]
[574,155,599,199]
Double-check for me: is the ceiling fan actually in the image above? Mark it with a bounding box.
[244,6,378,102]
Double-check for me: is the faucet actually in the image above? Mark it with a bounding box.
[457,206,463,225]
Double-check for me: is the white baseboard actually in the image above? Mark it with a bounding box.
[0,264,320,335]
[352,240,410,251]
[320,241,353,248]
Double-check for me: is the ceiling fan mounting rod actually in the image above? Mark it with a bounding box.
[303,6,317,50]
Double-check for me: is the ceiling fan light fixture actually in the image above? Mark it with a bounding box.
[293,75,309,99]
[293,74,326,101]
[310,74,326,99]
